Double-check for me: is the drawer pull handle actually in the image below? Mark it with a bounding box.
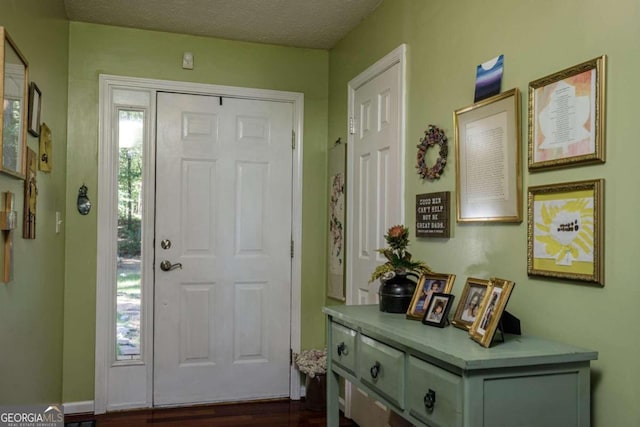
[370,361,381,379]
[424,389,436,412]
[337,342,348,356]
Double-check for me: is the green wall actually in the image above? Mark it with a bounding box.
[329,0,640,425]
[63,22,329,402]
[0,0,69,404]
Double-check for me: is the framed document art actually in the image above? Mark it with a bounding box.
[454,88,522,223]
[528,56,606,170]
[527,179,604,286]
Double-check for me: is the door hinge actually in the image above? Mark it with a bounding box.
[290,348,293,365]
[349,117,356,135]
[290,239,294,258]
[291,130,295,149]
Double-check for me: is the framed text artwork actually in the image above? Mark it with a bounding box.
[454,88,522,223]
[527,179,604,286]
[528,55,606,170]
[415,192,450,238]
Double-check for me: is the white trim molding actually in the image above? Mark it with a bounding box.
[63,401,95,415]
[96,74,304,412]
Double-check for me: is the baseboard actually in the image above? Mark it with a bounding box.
[63,401,95,415]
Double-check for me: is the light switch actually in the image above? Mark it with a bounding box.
[182,52,194,70]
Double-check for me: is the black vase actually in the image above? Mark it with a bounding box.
[378,272,418,313]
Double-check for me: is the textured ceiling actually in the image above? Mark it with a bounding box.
[64,0,383,49]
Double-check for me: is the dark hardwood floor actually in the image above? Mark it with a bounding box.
[65,399,357,427]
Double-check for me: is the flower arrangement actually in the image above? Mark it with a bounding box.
[293,348,327,378]
[369,225,431,282]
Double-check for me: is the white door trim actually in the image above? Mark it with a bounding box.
[344,44,407,417]
[96,74,304,413]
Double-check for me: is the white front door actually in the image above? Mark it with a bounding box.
[346,46,406,427]
[154,92,294,405]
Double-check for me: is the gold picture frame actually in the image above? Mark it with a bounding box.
[528,55,606,170]
[454,88,522,222]
[406,272,456,320]
[469,277,515,348]
[451,277,490,330]
[0,27,28,179]
[527,179,604,286]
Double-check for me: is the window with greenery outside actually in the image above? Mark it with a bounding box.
[116,110,144,360]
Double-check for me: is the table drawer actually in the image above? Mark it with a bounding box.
[407,355,462,427]
[358,334,405,408]
[330,322,357,374]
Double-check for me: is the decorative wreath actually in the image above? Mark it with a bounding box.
[416,125,448,180]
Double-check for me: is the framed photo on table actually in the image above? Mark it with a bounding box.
[527,179,604,286]
[406,273,456,320]
[451,277,490,330]
[422,293,455,328]
[469,278,515,347]
[454,88,522,223]
[528,56,606,170]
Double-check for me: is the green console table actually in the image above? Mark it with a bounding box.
[324,304,597,427]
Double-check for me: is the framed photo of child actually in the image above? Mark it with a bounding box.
[451,277,490,330]
[469,277,515,347]
[406,273,456,320]
[422,293,455,328]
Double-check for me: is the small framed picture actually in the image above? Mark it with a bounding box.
[422,293,455,328]
[406,273,456,320]
[469,278,515,348]
[28,82,42,137]
[451,277,490,330]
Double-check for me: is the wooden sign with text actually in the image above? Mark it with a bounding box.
[416,192,450,238]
